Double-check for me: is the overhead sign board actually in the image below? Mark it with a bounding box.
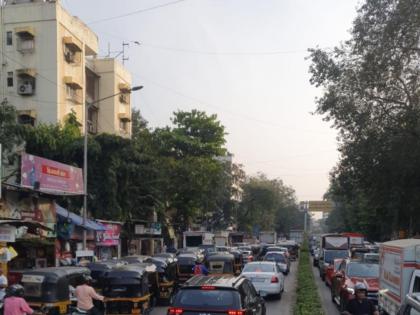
[307,201,334,213]
[21,153,84,195]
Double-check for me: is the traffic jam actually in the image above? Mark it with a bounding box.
[311,234,420,314]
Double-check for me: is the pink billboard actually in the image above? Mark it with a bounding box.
[96,223,121,246]
[21,153,84,195]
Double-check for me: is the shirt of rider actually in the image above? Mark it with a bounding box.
[346,298,377,315]
[0,274,8,300]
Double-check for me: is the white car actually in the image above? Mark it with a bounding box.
[241,261,285,299]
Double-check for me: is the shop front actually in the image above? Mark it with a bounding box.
[95,220,122,260]
[126,222,163,256]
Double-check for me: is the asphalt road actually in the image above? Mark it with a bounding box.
[151,261,298,315]
[311,260,340,315]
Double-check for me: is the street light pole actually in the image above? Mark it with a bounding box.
[82,86,143,250]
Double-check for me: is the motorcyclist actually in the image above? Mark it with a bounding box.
[75,275,104,315]
[342,282,379,315]
[4,284,34,315]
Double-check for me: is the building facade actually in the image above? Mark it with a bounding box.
[0,0,133,137]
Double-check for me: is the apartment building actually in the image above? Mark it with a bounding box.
[0,0,133,137]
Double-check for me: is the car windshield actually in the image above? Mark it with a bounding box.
[347,263,379,278]
[264,253,286,263]
[175,289,240,309]
[243,263,275,273]
[324,250,349,264]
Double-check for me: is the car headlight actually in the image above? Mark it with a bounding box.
[346,287,355,294]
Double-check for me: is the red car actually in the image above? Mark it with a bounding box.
[330,259,379,312]
[325,258,343,287]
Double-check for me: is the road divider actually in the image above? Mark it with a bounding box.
[293,239,324,315]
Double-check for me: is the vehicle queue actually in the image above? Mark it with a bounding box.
[0,240,299,315]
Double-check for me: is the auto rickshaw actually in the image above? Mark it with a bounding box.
[176,253,197,284]
[102,263,158,315]
[204,253,235,275]
[21,267,90,315]
[146,256,177,305]
[87,260,127,291]
[229,249,244,275]
[122,255,152,264]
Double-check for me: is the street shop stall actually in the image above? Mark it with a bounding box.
[95,220,122,260]
[56,204,105,264]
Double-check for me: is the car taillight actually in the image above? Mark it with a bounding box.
[271,276,279,283]
[228,310,245,315]
[168,308,183,315]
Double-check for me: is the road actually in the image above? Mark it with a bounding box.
[311,261,340,315]
[151,261,298,315]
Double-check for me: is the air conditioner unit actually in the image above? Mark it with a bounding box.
[18,83,33,95]
[88,123,96,134]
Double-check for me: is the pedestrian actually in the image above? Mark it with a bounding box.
[75,275,104,315]
[4,284,33,315]
[192,259,209,276]
[0,269,8,301]
[342,282,379,315]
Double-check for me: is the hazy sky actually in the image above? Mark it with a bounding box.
[63,0,360,201]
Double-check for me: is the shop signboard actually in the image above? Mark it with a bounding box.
[21,153,84,195]
[96,223,121,246]
[135,223,161,235]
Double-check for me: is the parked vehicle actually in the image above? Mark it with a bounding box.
[241,262,285,299]
[325,258,343,288]
[168,275,266,315]
[205,253,236,275]
[330,259,379,312]
[21,267,90,315]
[263,252,290,275]
[102,264,157,315]
[379,239,420,315]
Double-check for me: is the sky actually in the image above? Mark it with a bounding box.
[63,0,360,201]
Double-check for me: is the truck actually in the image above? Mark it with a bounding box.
[378,239,420,315]
[341,232,365,248]
[319,233,350,281]
[228,232,245,246]
[214,231,229,247]
[183,231,214,249]
[259,231,277,244]
[289,229,304,244]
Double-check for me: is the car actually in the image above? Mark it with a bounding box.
[241,261,285,299]
[330,259,379,312]
[263,252,290,275]
[266,246,290,258]
[325,258,343,287]
[168,275,266,315]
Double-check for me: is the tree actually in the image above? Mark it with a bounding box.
[309,0,420,239]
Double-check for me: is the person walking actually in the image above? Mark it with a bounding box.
[75,275,104,315]
[4,284,33,315]
[342,283,379,315]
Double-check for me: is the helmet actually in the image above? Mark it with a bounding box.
[6,284,24,297]
[354,282,367,293]
[82,274,93,284]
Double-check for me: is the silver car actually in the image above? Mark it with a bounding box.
[241,261,285,299]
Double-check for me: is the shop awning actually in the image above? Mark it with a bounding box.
[14,26,35,37]
[56,204,105,231]
[0,220,54,231]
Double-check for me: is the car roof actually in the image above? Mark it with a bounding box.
[246,261,276,265]
[183,275,243,288]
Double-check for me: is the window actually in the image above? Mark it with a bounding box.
[119,119,129,133]
[7,72,13,87]
[18,114,35,126]
[6,32,12,46]
[66,85,82,104]
[412,276,420,294]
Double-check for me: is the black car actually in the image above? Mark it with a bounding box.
[168,275,266,315]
